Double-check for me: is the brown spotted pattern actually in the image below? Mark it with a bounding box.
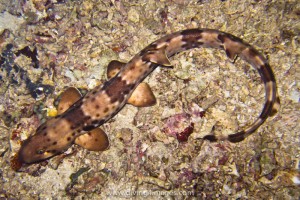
[18,29,279,164]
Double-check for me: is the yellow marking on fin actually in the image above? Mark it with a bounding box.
[57,87,82,114]
[127,82,156,107]
[75,128,109,151]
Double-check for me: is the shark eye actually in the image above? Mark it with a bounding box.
[36,149,45,155]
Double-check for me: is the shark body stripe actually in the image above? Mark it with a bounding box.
[18,29,280,164]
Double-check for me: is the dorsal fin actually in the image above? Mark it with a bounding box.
[74,128,109,151]
[127,82,156,107]
[142,47,172,67]
[57,87,82,114]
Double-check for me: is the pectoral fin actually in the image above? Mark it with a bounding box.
[75,128,109,151]
[107,60,127,79]
[127,82,156,107]
[57,87,82,114]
